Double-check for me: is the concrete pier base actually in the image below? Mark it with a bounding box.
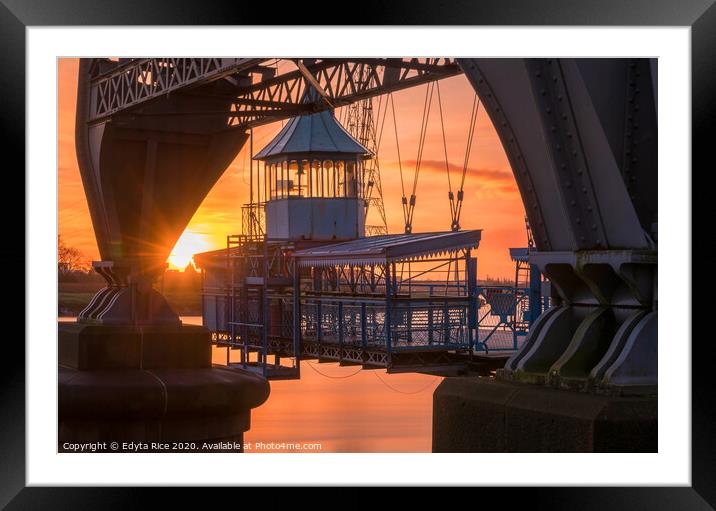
[432,378,656,452]
[58,322,270,452]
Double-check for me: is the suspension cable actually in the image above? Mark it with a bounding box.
[452,94,480,231]
[436,81,452,193]
[435,81,455,230]
[397,82,436,234]
[454,94,480,230]
[390,93,408,229]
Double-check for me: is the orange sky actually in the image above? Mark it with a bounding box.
[58,58,526,279]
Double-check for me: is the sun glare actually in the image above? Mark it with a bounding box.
[167,231,210,270]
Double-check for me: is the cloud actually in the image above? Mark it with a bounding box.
[394,159,513,183]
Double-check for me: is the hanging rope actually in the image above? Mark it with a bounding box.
[372,371,440,395]
[305,360,363,379]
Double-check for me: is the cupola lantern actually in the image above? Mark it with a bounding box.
[253,105,372,241]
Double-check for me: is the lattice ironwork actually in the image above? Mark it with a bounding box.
[229,58,461,129]
[343,67,389,235]
[87,58,263,122]
[85,58,462,130]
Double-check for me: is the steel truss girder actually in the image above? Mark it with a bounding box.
[228,58,462,129]
[86,58,462,129]
[87,58,264,122]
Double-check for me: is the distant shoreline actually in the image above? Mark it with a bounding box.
[58,276,202,316]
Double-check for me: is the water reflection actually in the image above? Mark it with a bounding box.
[234,357,439,452]
[192,316,441,453]
[59,316,440,452]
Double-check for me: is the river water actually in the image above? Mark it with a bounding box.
[60,316,440,452]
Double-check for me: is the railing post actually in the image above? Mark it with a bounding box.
[428,285,434,345]
[384,263,392,362]
[361,301,367,351]
[293,260,301,377]
[443,300,450,345]
[467,255,478,349]
[261,241,269,375]
[338,301,344,363]
[407,302,412,344]
[314,269,322,354]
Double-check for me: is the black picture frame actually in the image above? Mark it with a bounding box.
[3,0,709,505]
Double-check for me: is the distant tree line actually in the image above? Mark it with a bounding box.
[58,235,98,282]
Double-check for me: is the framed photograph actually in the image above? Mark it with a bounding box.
[5,0,709,504]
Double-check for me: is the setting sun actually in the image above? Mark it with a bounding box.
[167,230,210,270]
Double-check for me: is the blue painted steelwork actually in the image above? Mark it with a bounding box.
[475,285,529,352]
[197,235,549,376]
[294,231,482,368]
[472,247,548,353]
